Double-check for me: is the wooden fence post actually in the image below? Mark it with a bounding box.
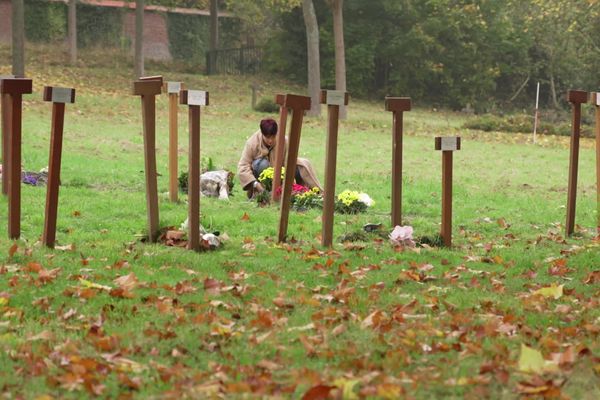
[164,81,183,203]
[590,92,600,234]
[435,137,461,247]
[0,78,32,239]
[272,94,288,202]
[132,76,163,243]
[41,86,76,248]
[320,90,349,247]
[278,94,311,243]
[0,74,15,196]
[180,89,209,251]
[565,90,588,236]
[385,97,411,227]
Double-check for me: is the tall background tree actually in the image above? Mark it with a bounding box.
[68,0,77,64]
[302,0,321,117]
[135,0,145,78]
[12,0,25,77]
[208,0,218,73]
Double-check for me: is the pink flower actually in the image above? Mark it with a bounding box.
[389,225,415,247]
[274,184,309,197]
[292,184,309,194]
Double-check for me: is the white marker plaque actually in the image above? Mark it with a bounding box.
[596,92,600,106]
[51,87,75,104]
[440,137,460,151]
[167,82,182,94]
[187,90,207,106]
[325,90,346,106]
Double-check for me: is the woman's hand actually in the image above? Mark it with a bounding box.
[253,181,265,193]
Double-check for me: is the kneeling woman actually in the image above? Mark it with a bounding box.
[237,118,321,198]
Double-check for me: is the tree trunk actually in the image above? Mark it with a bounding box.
[12,0,25,77]
[302,0,321,117]
[331,0,347,119]
[550,72,559,109]
[134,0,145,78]
[209,0,218,74]
[68,0,77,64]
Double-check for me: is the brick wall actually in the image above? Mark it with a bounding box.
[0,0,173,61]
[0,0,12,43]
[123,11,171,61]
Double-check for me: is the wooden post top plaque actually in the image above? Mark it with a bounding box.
[567,90,588,104]
[0,78,33,95]
[132,76,163,96]
[164,81,184,94]
[43,86,76,104]
[435,137,461,151]
[385,97,411,112]
[275,94,286,107]
[320,90,349,106]
[284,94,311,110]
[590,92,600,106]
[180,90,209,106]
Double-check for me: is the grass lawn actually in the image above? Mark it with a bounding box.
[0,46,599,399]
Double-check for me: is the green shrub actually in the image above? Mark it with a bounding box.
[463,113,593,137]
[254,98,279,113]
[167,13,209,66]
[25,0,66,43]
[77,4,124,48]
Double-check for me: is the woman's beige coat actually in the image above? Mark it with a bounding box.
[237,130,321,191]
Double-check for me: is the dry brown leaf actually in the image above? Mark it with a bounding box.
[113,272,138,291]
[8,243,18,258]
[302,384,334,400]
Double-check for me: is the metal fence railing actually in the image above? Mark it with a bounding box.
[206,47,264,75]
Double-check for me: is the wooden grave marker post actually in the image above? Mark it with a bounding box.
[132,75,163,243]
[278,94,311,243]
[272,94,288,202]
[0,78,33,239]
[320,89,349,247]
[435,137,461,248]
[565,90,588,236]
[41,86,76,248]
[591,92,600,233]
[385,97,411,227]
[164,81,184,203]
[180,89,209,251]
[1,74,15,196]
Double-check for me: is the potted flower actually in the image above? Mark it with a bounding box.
[335,190,374,214]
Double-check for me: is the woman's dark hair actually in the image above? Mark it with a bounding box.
[260,118,278,136]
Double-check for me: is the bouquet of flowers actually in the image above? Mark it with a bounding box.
[258,167,285,192]
[335,190,374,214]
[292,187,322,210]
